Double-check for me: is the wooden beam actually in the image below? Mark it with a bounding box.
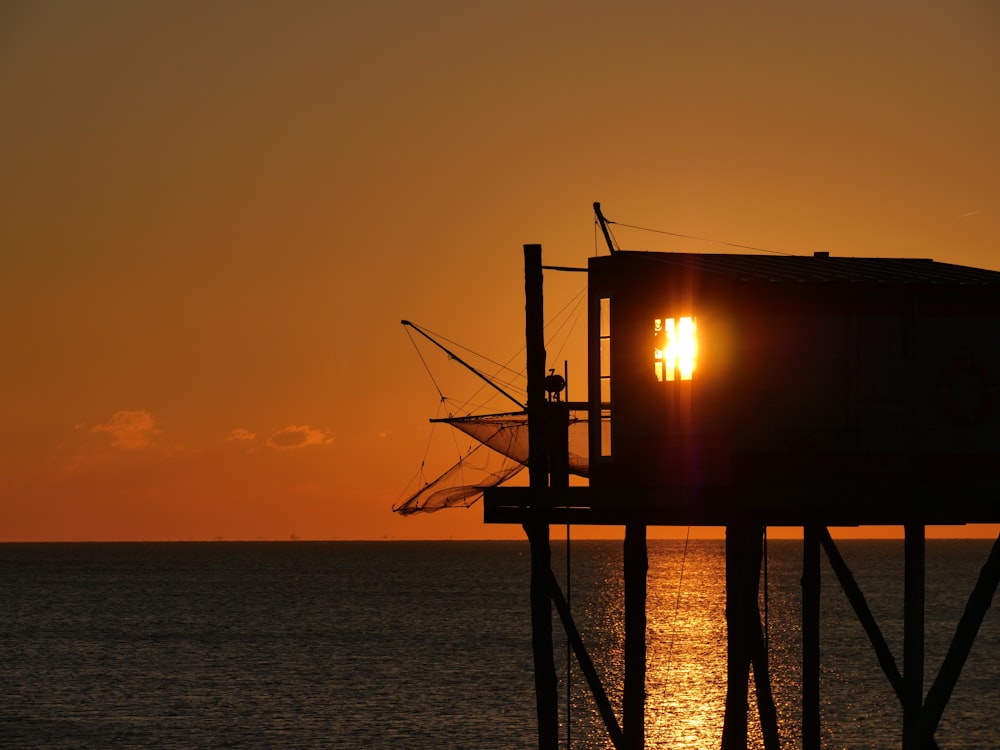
[821,529,941,750]
[549,570,625,750]
[751,590,781,750]
[819,529,904,697]
[910,533,1000,748]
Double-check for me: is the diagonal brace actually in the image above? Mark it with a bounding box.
[819,529,941,750]
[819,528,905,696]
[908,533,1000,748]
[549,570,625,750]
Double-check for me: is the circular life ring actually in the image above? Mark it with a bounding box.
[937,356,996,425]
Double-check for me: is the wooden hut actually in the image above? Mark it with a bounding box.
[485,245,1000,750]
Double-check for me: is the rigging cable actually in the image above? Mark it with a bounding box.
[392,399,448,509]
[444,283,586,412]
[763,526,770,653]
[412,324,525,382]
[404,321,527,415]
[404,325,447,402]
[664,526,693,713]
[404,327,501,496]
[609,220,796,256]
[545,286,587,365]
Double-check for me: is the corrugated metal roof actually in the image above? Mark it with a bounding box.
[612,251,1000,285]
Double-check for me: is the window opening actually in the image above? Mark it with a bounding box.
[654,316,696,381]
[599,297,612,456]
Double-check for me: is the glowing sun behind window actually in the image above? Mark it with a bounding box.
[655,316,697,381]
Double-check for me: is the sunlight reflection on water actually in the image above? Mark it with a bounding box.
[551,540,733,750]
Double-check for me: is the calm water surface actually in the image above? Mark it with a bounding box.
[1,540,997,749]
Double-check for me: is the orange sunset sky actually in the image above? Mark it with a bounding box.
[2,1,998,542]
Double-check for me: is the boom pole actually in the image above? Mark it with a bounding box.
[401,320,526,410]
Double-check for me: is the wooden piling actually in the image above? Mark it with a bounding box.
[722,524,755,750]
[623,523,647,750]
[903,524,925,750]
[549,570,625,749]
[802,525,821,750]
[524,244,558,750]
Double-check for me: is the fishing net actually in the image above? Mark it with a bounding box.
[393,411,589,515]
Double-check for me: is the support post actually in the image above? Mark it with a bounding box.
[526,522,558,750]
[722,524,757,750]
[524,243,558,750]
[903,524,925,750]
[525,243,547,492]
[802,525,821,750]
[623,523,647,750]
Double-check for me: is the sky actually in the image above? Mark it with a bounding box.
[1,1,998,541]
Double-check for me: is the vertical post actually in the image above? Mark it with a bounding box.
[802,525,821,750]
[525,243,547,490]
[523,243,558,750]
[526,522,558,749]
[623,522,647,750]
[722,524,752,750]
[903,523,925,749]
[751,526,780,750]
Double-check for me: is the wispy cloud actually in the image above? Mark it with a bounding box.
[225,428,257,442]
[91,410,160,449]
[265,425,333,450]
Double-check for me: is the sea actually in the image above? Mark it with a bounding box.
[1,539,997,749]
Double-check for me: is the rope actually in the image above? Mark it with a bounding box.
[610,220,796,256]
[763,526,770,653]
[546,286,587,365]
[664,526,692,705]
[413,323,525,380]
[594,215,621,254]
[407,323,528,415]
[392,400,447,509]
[405,325,447,401]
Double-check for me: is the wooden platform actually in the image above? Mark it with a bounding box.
[484,484,1000,526]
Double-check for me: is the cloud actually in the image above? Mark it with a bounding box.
[225,428,257,442]
[265,424,333,450]
[91,410,160,449]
